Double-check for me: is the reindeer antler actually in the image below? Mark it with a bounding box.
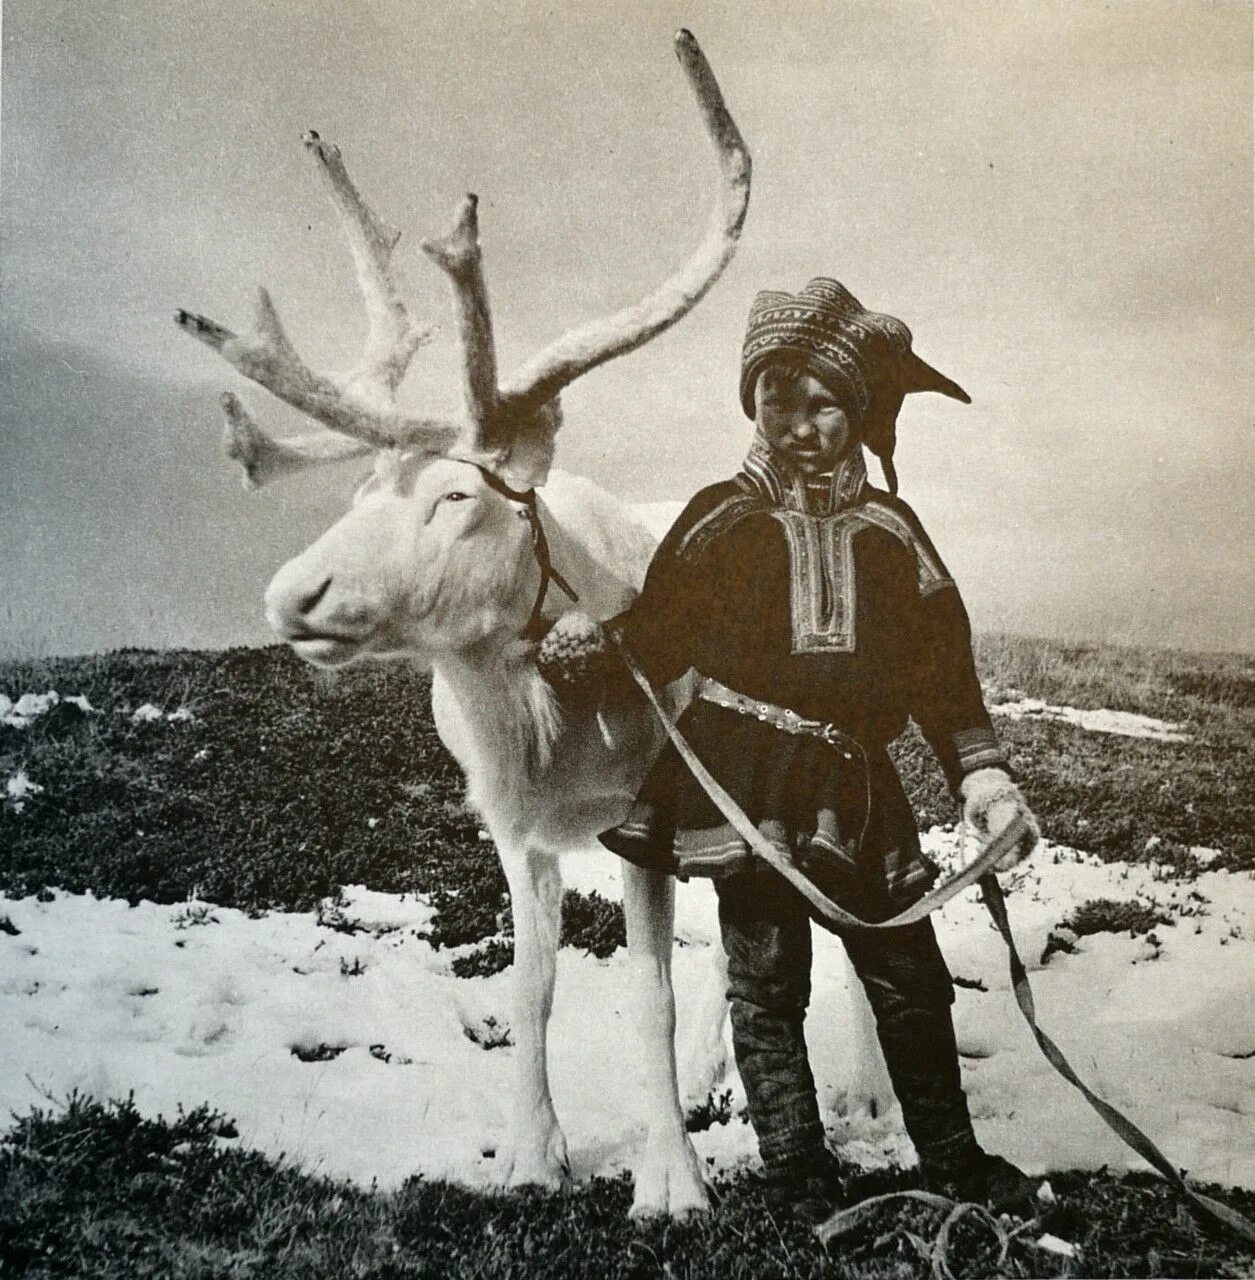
[178,30,749,489]
[420,194,499,445]
[219,393,373,489]
[175,134,457,478]
[502,31,751,414]
[421,29,751,480]
[302,130,432,404]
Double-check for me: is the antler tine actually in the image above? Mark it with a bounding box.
[497,30,751,416]
[420,194,501,452]
[302,131,435,402]
[175,292,459,454]
[219,393,372,489]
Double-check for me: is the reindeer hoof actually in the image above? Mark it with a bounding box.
[630,1134,710,1219]
[502,1123,570,1191]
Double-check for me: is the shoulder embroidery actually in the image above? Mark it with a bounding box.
[857,499,955,597]
[674,491,765,561]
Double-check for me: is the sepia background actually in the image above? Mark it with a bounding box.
[2,0,1252,657]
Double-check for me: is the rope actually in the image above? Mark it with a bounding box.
[617,646,1255,1243]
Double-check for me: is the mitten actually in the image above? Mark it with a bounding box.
[535,611,616,691]
[960,768,1040,872]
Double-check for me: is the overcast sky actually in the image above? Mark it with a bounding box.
[1,0,1252,656]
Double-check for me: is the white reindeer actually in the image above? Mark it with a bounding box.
[176,32,750,1218]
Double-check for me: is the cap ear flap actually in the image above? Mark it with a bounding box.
[905,352,970,404]
[861,389,904,494]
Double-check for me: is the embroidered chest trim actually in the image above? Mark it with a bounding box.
[772,511,865,653]
[740,437,869,515]
[772,502,956,655]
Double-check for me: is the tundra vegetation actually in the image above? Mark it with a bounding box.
[1,636,1253,1277]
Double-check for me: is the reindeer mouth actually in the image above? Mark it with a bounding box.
[283,626,370,668]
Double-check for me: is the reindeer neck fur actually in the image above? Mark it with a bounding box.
[430,645,563,822]
[428,470,661,846]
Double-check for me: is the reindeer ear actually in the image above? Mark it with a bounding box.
[498,400,562,490]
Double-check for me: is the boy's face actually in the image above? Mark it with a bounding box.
[755,365,855,475]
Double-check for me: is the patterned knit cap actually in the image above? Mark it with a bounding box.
[739,278,970,492]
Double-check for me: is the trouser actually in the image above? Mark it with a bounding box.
[715,869,981,1170]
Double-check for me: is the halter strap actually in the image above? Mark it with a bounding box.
[471,466,578,640]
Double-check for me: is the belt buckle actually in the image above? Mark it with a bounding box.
[821,723,854,760]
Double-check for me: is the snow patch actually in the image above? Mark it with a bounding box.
[0,689,199,726]
[989,697,1190,742]
[2,691,59,727]
[5,771,44,811]
[3,845,1253,1193]
[1,690,100,727]
[130,703,196,724]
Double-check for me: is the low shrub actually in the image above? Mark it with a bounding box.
[3,1095,1253,1279]
[560,889,626,958]
[1062,897,1172,939]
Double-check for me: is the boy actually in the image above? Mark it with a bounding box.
[539,279,1041,1222]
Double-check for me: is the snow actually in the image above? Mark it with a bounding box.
[3,838,1253,1194]
[0,689,194,727]
[5,771,44,812]
[2,691,64,728]
[1035,1233,1078,1259]
[131,703,196,723]
[989,697,1190,743]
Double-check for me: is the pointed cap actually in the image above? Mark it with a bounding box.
[739,278,969,490]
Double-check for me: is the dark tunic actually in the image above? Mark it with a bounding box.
[599,440,1006,922]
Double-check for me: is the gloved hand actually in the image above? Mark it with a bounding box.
[535,611,616,691]
[959,768,1040,872]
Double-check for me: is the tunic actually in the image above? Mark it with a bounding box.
[598,439,1007,922]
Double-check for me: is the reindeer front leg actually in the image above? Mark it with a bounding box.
[621,861,710,1218]
[497,843,570,1189]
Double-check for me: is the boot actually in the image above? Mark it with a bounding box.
[920,1148,1042,1215]
[761,1147,852,1225]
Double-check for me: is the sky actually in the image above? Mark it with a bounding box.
[1,0,1252,656]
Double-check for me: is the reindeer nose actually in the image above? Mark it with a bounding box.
[298,577,333,615]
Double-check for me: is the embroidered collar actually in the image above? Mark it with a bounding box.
[737,433,868,516]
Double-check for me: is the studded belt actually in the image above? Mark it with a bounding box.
[696,675,865,762]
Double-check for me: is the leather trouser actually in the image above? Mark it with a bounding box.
[715,869,981,1170]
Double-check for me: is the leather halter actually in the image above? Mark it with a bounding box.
[471,466,578,641]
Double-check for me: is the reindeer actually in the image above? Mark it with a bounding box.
[175,32,749,1218]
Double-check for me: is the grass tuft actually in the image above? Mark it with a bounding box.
[1062,898,1172,940]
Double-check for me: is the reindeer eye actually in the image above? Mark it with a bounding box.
[443,491,471,503]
